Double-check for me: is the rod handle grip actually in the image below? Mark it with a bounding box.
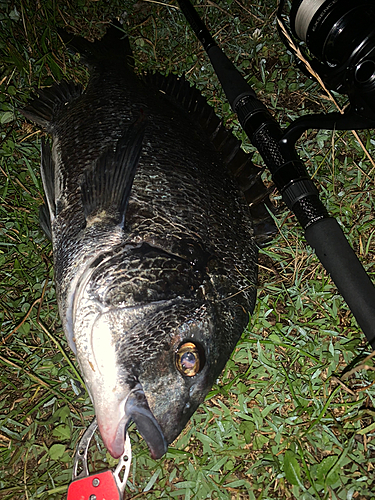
[305,218,375,349]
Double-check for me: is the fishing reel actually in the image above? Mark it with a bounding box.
[277,0,375,144]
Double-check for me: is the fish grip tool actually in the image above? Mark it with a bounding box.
[67,418,132,500]
[176,0,375,349]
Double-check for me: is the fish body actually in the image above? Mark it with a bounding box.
[23,23,275,459]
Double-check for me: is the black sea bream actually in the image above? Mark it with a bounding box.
[22,22,275,459]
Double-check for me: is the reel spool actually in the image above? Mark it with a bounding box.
[277,0,375,141]
[289,0,375,94]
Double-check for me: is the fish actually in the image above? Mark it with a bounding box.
[22,21,275,460]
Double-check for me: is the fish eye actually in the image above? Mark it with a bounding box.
[175,342,204,377]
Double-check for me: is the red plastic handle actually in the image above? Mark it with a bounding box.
[67,470,121,500]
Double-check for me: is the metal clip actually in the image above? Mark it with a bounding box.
[68,417,132,500]
[72,417,98,480]
[112,432,132,498]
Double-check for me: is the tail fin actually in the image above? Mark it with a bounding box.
[57,20,134,69]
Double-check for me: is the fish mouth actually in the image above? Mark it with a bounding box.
[98,385,168,459]
[126,388,168,459]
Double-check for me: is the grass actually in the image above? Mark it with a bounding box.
[1,0,375,499]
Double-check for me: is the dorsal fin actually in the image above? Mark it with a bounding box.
[144,72,277,246]
[21,80,82,131]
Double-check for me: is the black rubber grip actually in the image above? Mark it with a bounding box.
[305,218,375,349]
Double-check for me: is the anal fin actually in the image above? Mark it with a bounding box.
[22,81,82,130]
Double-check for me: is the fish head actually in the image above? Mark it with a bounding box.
[133,300,243,447]
[73,284,246,459]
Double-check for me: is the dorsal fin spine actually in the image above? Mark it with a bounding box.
[144,71,277,246]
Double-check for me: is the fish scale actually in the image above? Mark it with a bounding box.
[22,21,276,460]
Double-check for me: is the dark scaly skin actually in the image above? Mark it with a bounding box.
[44,43,258,455]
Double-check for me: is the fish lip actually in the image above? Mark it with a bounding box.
[125,388,168,459]
[104,412,129,459]
[98,385,168,460]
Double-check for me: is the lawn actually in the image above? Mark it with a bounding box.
[0,0,374,499]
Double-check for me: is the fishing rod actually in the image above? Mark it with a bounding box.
[176,0,375,350]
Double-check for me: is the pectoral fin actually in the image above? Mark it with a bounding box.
[80,117,145,227]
